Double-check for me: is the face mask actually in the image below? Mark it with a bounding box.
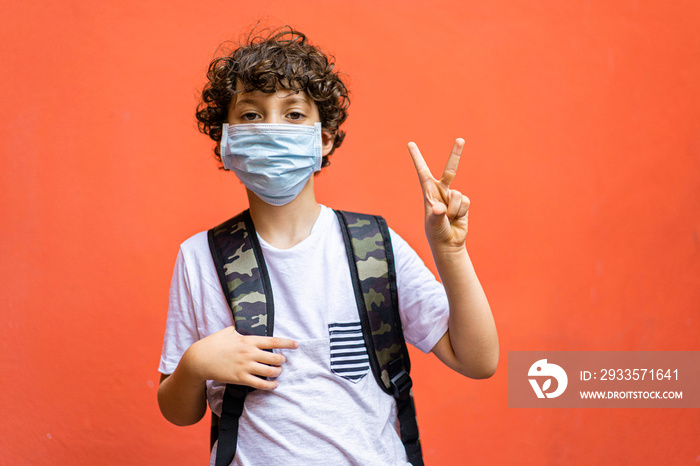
[220,122,323,206]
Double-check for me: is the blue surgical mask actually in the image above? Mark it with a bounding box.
[220,122,323,206]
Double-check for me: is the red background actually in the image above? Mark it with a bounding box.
[1,1,698,464]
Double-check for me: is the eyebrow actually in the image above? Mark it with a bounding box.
[232,97,258,106]
[232,93,311,107]
[280,95,311,105]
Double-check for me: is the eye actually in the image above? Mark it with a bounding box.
[287,112,306,121]
[241,112,260,121]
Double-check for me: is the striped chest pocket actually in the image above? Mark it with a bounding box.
[328,322,369,382]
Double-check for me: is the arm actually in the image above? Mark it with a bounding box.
[158,327,298,426]
[407,139,499,379]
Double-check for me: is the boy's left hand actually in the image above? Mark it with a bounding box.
[408,139,470,251]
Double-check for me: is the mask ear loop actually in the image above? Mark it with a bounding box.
[313,122,322,171]
[220,123,229,154]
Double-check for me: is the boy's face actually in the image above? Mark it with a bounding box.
[227,85,334,156]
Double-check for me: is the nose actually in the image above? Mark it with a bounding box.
[262,114,283,124]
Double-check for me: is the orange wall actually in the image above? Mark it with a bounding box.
[1,1,699,464]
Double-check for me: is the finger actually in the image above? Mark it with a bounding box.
[253,336,299,350]
[407,142,434,188]
[242,373,279,391]
[457,195,470,219]
[440,138,465,187]
[431,201,447,217]
[250,361,284,379]
[257,350,287,367]
[446,190,462,220]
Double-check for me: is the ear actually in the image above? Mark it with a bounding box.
[321,129,335,157]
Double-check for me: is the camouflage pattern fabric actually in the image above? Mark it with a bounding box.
[335,210,411,394]
[208,210,271,337]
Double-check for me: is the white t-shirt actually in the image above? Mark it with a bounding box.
[159,205,449,465]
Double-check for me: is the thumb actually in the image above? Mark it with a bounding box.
[430,200,447,217]
[426,201,448,231]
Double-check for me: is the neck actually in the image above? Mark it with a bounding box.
[247,177,321,249]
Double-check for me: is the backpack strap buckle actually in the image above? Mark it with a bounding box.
[390,369,413,398]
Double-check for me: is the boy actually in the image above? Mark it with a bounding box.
[158,27,498,465]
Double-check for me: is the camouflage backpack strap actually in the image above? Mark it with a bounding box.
[334,210,424,466]
[208,209,274,336]
[207,209,274,466]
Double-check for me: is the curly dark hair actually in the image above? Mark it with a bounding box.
[196,26,350,168]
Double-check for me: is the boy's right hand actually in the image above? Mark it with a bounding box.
[184,326,298,390]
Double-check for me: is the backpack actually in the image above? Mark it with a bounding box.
[207,209,423,466]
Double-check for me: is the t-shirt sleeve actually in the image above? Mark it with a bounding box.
[158,247,201,375]
[389,228,449,354]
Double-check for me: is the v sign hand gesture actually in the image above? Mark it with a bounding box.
[408,138,470,251]
[407,138,499,379]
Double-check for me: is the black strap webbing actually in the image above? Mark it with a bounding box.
[214,385,249,466]
[397,391,423,465]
